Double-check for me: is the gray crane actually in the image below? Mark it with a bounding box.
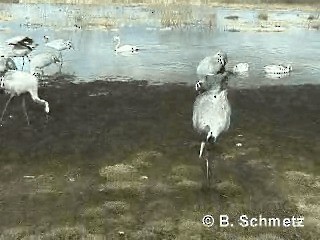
[192,73,231,180]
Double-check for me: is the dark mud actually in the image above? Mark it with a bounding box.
[0,75,319,239]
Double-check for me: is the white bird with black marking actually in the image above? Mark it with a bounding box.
[233,62,249,74]
[197,50,228,77]
[193,74,231,179]
[113,36,139,53]
[263,64,292,74]
[43,36,74,66]
[0,70,49,125]
[5,36,37,70]
[30,52,61,77]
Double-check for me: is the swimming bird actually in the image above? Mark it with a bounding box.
[0,70,49,125]
[192,74,231,179]
[263,64,292,74]
[113,36,139,53]
[30,52,61,77]
[196,50,228,77]
[233,62,249,73]
[5,36,37,70]
[43,36,74,66]
[0,57,17,75]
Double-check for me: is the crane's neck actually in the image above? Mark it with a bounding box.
[115,38,120,50]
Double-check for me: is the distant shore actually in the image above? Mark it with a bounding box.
[11,0,320,12]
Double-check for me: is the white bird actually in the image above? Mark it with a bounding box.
[233,63,249,73]
[5,36,37,70]
[0,57,17,75]
[197,50,228,77]
[43,36,74,66]
[263,64,292,74]
[113,36,139,53]
[193,76,231,179]
[30,52,61,77]
[0,70,49,125]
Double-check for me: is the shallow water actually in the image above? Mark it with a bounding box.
[0,3,319,87]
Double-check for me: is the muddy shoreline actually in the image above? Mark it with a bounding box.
[0,78,319,239]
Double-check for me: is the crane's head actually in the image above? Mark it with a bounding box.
[206,131,216,144]
[32,71,41,78]
[287,64,293,71]
[66,41,74,50]
[52,55,60,63]
[43,35,49,43]
[195,79,204,91]
[216,50,228,66]
[196,74,228,93]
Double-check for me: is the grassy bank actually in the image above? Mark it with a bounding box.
[0,75,319,239]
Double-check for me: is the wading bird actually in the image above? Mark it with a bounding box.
[263,64,292,74]
[193,74,231,180]
[43,36,74,66]
[113,36,139,53]
[196,50,228,77]
[0,70,49,125]
[5,36,38,70]
[30,52,61,77]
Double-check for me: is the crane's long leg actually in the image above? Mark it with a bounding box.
[199,141,210,181]
[22,96,30,125]
[0,95,14,123]
[206,156,209,181]
[59,51,63,72]
[21,57,25,71]
[199,141,206,158]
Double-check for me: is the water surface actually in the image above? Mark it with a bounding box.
[0,3,319,87]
